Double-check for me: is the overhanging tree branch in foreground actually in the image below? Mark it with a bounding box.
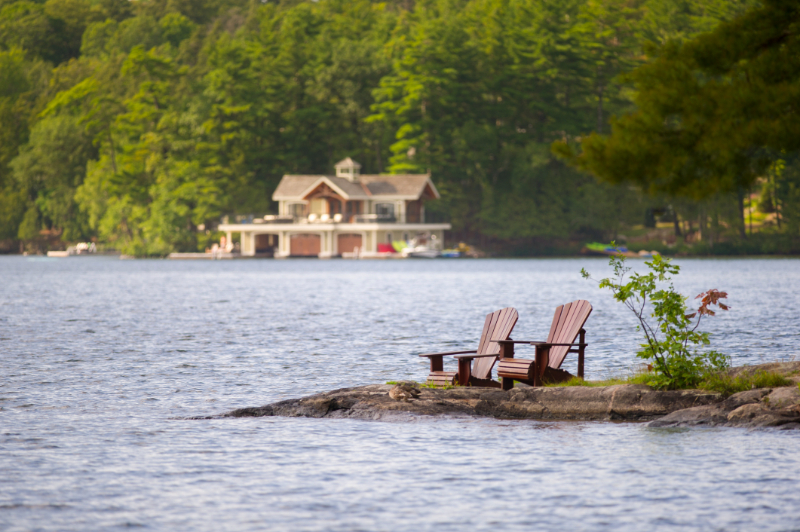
[554,0,800,200]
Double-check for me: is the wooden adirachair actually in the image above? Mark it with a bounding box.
[496,300,592,390]
[419,308,518,388]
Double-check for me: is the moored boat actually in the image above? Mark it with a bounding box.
[404,247,440,258]
[583,242,660,259]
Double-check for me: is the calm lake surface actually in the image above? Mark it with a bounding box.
[1,256,799,531]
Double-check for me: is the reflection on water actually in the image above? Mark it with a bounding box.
[1,256,799,531]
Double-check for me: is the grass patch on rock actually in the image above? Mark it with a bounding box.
[389,380,462,390]
[545,369,793,396]
[420,382,459,390]
[544,373,652,388]
[698,370,792,395]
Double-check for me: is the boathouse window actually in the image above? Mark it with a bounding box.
[375,203,394,218]
[288,203,306,216]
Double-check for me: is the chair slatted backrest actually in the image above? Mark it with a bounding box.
[546,300,592,369]
[473,307,519,379]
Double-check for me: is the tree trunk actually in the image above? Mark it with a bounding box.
[107,127,118,174]
[773,174,782,229]
[698,207,707,242]
[712,209,720,248]
[737,189,747,239]
[672,208,682,237]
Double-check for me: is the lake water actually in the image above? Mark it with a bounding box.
[1,256,799,531]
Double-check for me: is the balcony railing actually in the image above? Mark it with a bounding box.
[352,214,396,223]
[240,213,449,225]
[252,215,295,224]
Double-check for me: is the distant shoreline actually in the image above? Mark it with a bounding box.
[6,252,800,259]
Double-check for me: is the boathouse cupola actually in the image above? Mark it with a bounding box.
[334,157,361,182]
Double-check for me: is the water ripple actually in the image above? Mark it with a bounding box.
[0,256,799,531]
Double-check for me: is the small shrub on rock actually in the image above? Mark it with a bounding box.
[583,250,730,390]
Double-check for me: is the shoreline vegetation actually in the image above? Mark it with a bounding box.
[546,366,795,396]
[8,232,800,258]
[217,361,800,429]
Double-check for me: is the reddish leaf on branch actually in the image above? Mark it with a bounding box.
[695,289,730,317]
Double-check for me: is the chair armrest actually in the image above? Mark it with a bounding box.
[533,342,588,347]
[454,353,499,359]
[497,340,587,347]
[538,342,588,347]
[418,350,477,358]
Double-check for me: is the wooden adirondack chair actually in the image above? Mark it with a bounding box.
[496,300,592,389]
[419,307,519,387]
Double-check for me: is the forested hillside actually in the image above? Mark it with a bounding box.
[2,0,784,256]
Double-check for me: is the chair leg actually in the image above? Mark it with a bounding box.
[577,329,585,379]
[430,354,444,373]
[533,346,549,387]
[500,342,515,390]
[457,358,472,386]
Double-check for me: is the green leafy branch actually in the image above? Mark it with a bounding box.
[582,247,731,389]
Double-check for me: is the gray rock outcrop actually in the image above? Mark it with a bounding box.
[650,386,800,429]
[223,384,723,422]
[216,362,800,429]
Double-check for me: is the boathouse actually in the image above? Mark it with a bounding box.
[218,158,451,257]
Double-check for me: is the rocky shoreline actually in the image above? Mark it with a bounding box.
[219,362,800,429]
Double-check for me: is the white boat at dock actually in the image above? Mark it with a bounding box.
[47,242,97,257]
[402,246,440,258]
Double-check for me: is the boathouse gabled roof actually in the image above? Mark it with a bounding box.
[296,176,370,201]
[272,171,440,202]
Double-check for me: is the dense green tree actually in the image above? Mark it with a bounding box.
[96,0,134,23]
[43,0,98,60]
[11,114,96,241]
[80,20,120,58]
[555,0,800,206]
[0,0,796,254]
[0,1,59,62]
[369,0,647,242]
[0,47,48,241]
[637,0,755,45]
[0,0,99,64]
